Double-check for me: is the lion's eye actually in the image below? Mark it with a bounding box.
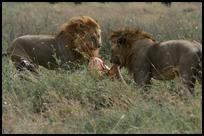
[81,31,86,35]
[117,39,122,45]
[79,23,87,29]
[117,38,126,46]
[91,36,96,42]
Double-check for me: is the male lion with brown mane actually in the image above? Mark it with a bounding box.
[7,16,102,73]
[109,27,202,96]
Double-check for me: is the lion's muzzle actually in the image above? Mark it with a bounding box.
[110,55,121,65]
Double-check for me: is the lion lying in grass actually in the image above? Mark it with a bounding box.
[7,15,122,81]
[7,16,102,73]
[109,27,202,95]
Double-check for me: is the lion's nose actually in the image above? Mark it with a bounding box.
[110,56,120,65]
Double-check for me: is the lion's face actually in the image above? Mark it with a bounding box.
[109,35,130,67]
[74,24,102,54]
[59,16,102,55]
[109,28,155,67]
[75,23,101,48]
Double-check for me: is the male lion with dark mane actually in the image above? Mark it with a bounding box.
[109,27,202,96]
[7,16,102,73]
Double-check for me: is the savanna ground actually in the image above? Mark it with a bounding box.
[2,2,202,134]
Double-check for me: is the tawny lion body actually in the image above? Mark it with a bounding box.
[7,16,102,73]
[109,28,202,95]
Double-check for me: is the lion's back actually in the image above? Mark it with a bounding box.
[9,35,55,51]
[7,35,57,67]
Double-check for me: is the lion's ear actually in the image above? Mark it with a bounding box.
[73,19,87,29]
[79,23,87,29]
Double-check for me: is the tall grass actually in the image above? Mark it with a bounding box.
[2,2,202,134]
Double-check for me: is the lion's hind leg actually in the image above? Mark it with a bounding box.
[178,58,197,97]
[9,55,39,82]
[11,55,39,75]
[18,58,39,74]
